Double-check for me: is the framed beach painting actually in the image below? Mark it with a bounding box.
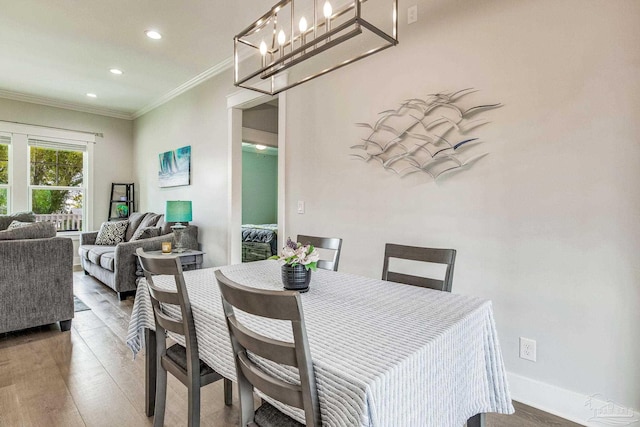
[158,145,191,188]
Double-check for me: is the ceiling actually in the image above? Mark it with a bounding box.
[0,0,276,119]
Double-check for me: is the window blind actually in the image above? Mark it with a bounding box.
[0,135,10,145]
[28,137,87,152]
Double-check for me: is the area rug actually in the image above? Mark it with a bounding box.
[74,295,91,312]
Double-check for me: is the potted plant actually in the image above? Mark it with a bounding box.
[270,238,319,292]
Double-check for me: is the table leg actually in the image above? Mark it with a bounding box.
[145,328,157,417]
[467,413,485,427]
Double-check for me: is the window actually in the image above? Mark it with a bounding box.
[29,139,86,232]
[0,135,9,214]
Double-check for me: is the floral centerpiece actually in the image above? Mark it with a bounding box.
[271,238,320,270]
[271,238,320,292]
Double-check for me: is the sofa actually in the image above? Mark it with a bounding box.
[0,212,74,333]
[79,212,198,300]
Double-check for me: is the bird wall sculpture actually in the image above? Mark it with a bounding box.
[351,88,501,180]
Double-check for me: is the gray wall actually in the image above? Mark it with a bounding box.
[133,0,640,420]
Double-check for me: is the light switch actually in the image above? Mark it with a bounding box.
[297,200,305,214]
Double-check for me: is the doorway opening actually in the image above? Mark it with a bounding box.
[241,101,279,263]
[227,91,286,265]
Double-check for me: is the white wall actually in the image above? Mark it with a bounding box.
[0,97,134,229]
[0,98,134,264]
[283,0,640,417]
[133,0,640,421]
[133,72,233,267]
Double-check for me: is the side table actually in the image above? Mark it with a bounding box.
[142,250,205,271]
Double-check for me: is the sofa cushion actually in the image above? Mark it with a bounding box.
[95,220,128,245]
[87,246,116,266]
[131,226,161,241]
[99,252,115,271]
[132,213,162,237]
[79,245,94,261]
[0,211,36,231]
[124,212,147,241]
[156,215,177,235]
[0,222,56,240]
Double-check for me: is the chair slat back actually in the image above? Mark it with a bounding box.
[237,352,304,408]
[215,269,321,427]
[297,234,343,271]
[227,317,298,366]
[382,244,457,292]
[136,248,199,360]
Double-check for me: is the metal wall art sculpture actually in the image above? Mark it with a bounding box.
[350,88,501,180]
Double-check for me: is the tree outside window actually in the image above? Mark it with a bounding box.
[30,146,84,231]
[0,143,8,214]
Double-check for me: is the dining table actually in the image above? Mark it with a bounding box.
[126,260,514,427]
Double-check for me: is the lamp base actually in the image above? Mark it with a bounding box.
[171,223,187,253]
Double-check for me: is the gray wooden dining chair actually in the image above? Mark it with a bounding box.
[136,248,232,427]
[215,269,321,427]
[381,244,457,292]
[296,234,342,271]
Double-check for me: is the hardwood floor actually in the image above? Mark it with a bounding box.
[0,272,583,427]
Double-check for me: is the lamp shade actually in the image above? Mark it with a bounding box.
[165,201,192,223]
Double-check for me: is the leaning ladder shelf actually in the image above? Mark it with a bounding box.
[108,183,135,221]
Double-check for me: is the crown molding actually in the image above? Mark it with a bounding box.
[132,56,234,119]
[0,89,134,120]
[0,56,235,122]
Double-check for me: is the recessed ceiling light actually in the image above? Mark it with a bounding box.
[110,68,123,75]
[255,144,267,150]
[145,30,162,40]
[86,93,97,98]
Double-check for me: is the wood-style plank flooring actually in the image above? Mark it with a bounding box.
[0,272,583,426]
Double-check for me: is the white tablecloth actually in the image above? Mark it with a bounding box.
[127,260,513,426]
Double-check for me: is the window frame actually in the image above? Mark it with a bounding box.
[0,133,11,215]
[0,121,95,235]
[28,139,89,234]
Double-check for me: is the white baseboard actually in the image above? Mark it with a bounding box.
[508,372,640,426]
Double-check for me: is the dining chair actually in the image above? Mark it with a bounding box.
[381,243,457,292]
[136,248,232,427]
[215,269,322,427]
[296,234,342,271]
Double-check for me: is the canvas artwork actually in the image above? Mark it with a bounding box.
[158,145,191,188]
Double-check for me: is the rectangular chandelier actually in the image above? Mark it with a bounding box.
[234,0,398,95]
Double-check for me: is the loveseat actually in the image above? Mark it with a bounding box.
[79,212,197,300]
[0,212,74,333]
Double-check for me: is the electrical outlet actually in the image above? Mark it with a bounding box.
[519,337,537,362]
[297,200,305,214]
[407,5,418,24]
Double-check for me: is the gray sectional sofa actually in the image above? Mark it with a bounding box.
[0,212,74,334]
[79,212,197,300]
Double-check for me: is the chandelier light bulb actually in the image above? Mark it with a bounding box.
[259,40,268,56]
[299,17,308,33]
[323,1,333,19]
[278,29,286,46]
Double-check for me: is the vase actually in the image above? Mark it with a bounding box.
[281,264,312,293]
[116,204,129,218]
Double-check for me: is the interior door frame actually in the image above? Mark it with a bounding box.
[226,90,286,264]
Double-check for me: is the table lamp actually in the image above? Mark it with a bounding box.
[165,200,192,253]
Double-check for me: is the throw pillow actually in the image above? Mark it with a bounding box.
[95,221,129,245]
[7,220,34,230]
[130,226,161,241]
[0,211,36,231]
[124,212,147,241]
